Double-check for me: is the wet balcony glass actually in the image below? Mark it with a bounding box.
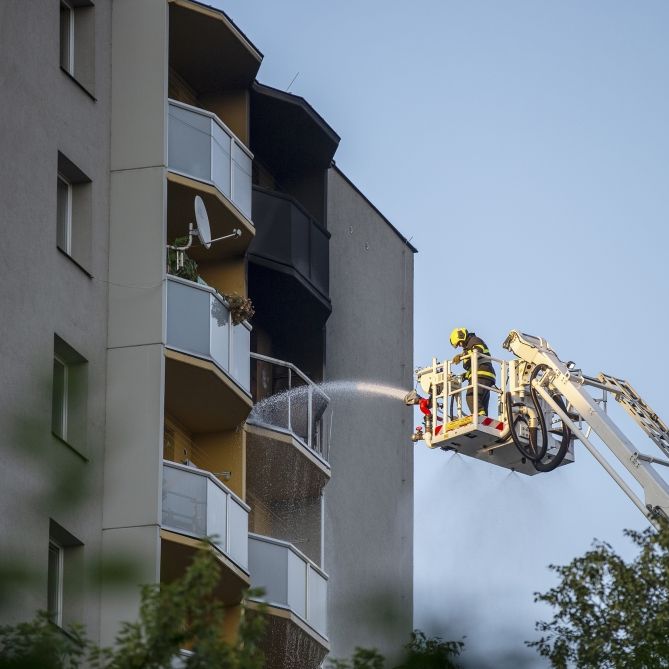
[250,186,329,300]
[168,99,253,221]
[248,534,328,639]
[248,353,329,462]
[166,276,251,393]
[162,460,250,571]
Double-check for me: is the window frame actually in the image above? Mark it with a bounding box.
[52,335,88,456]
[52,354,69,441]
[47,539,64,626]
[56,173,73,256]
[59,0,75,75]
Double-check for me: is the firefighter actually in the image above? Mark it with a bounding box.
[449,327,496,416]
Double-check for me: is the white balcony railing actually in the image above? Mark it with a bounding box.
[248,353,330,461]
[166,276,251,394]
[248,534,328,639]
[168,99,253,221]
[162,460,249,571]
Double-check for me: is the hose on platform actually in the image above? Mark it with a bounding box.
[506,364,572,472]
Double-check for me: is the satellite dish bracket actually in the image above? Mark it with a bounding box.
[166,197,243,272]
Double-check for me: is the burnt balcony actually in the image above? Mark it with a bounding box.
[168,99,252,222]
[248,353,329,460]
[245,354,329,564]
[246,353,330,498]
[165,276,252,432]
[250,186,329,305]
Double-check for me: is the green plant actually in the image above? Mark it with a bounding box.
[397,631,464,669]
[327,631,465,669]
[0,546,265,669]
[167,237,199,283]
[529,521,669,668]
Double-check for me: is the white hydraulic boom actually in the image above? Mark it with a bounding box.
[407,330,669,528]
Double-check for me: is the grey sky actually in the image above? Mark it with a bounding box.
[215,1,669,664]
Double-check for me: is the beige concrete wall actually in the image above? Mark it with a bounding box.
[101,0,168,647]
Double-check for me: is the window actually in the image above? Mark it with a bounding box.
[47,540,64,625]
[56,152,92,271]
[52,355,68,440]
[56,174,72,255]
[47,522,83,628]
[58,0,95,95]
[52,335,88,454]
[59,1,74,74]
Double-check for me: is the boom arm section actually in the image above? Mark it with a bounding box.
[504,331,669,527]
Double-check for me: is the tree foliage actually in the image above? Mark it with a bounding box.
[0,546,265,669]
[397,631,464,669]
[529,522,669,668]
[328,630,464,669]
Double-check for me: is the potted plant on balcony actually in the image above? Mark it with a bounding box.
[167,236,199,282]
[223,293,255,325]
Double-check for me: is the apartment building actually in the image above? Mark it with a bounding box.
[0,1,414,666]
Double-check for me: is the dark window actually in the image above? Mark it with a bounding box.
[52,335,88,454]
[57,152,92,271]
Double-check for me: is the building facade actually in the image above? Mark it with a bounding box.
[0,1,414,666]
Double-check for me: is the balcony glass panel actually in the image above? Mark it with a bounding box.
[211,123,232,201]
[290,206,310,280]
[231,322,251,390]
[206,479,227,554]
[231,143,252,220]
[168,100,252,221]
[251,187,329,300]
[167,280,210,357]
[287,551,307,619]
[248,536,288,605]
[308,567,327,635]
[209,294,230,372]
[168,104,211,182]
[249,354,330,460]
[162,464,207,537]
[249,535,328,637]
[162,461,249,571]
[167,277,251,394]
[310,225,329,295]
[228,498,249,569]
[251,191,291,263]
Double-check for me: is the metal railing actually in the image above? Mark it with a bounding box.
[425,350,508,431]
[247,352,330,461]
[168,99,253,221]
[251,186,329,298]
[166,276,251,393]
[248,533,328,639]
[162,460,250,571]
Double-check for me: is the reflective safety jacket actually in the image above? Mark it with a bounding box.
[462,333,496,382]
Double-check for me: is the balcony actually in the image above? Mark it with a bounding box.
[165,276,252,432]
[161,460,250,602]
[168,99,252,222]
[250,186,330,304]
[246,353,330,500]
[248,534,329,664]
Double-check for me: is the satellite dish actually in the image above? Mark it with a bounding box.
[194,195,211,249]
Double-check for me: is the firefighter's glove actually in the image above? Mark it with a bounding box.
[452,353,463,365]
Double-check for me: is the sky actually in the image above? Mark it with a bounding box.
[214,1,669,665]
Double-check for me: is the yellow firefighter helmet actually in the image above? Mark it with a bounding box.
[449,327,468,348]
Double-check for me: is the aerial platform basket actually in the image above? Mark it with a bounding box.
[410,348,574,476]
